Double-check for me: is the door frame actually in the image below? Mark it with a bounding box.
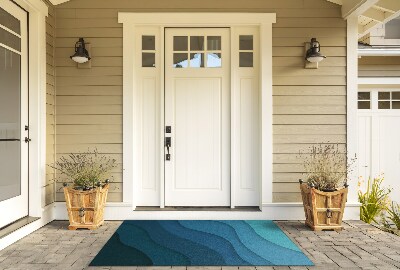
[119,13,276,210]
[11,0,49,218]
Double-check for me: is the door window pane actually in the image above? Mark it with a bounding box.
[207,36,221,50]
[0,7,20,34]
[0,47,21,201]
[0,27,21,51]
[207,53,221,68]
[378,101,390,109]
[173,53,188,68]
[190,36,204,51]
[358,101,370,109]
[142,35,155,50]
[392,92,400,100]
[174,36,188,51]
[378,92,390,100]
[392,101,400,109]
[189,53,204,68]
[358,92,370,100]
[239,35,253,50]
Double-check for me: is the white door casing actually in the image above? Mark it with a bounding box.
[164,28,230,206]
[0,0,29,228]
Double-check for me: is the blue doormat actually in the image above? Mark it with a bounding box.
[90,220,313,266]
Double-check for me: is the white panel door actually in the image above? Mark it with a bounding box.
[164,28,230,206]
[0,0,28,228]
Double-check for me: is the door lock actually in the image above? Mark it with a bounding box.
[165,137,171,161]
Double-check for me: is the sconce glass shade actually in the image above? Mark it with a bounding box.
[70,38,91,64]
[306,38,326,63]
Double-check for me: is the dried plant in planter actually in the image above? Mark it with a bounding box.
[50,148,117,190]
[299,144,356,191]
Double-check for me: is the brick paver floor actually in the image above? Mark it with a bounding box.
[0,220,399,270]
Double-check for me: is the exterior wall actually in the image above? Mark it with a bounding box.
[359,56,400,77]
[45,0,56,207]
[54,0,346,203]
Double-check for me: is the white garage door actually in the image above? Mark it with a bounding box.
[358,89,400,202]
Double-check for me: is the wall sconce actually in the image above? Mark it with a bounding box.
[70,38,91,64]
[305,38,326,69]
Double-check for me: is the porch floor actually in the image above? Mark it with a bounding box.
[0,220,399,270]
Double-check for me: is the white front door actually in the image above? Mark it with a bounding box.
[164,28,230,206]
[358,90,400,202]
[0,0,29,228]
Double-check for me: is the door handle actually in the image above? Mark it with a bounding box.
[24,137,31,143]
[165,137,171,161]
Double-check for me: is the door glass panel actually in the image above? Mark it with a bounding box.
[392,101,400,109]
[0,7,20,34]
[358,101,370,109]
[190,36,204,51]
[378,101,390,109]
[358,92,370,100]
[0,46,21,202]
[0,27,21,51]
[173,53,188,68]
[392,92,400,100]
[207,53,221,68]
[173,36,188,51]
[207,36,221,50]
[378,92,390,100]
[189,53,204,68]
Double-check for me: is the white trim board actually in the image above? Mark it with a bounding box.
[119,13,276,210]
[359,77,400,85]
[53,202,361,220]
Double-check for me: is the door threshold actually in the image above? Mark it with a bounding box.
[135,206,261,212]
[0,216,40,240]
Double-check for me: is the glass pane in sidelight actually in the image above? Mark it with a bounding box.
[207,53,221,68]
[239,52,253,67]
[358,92,370,100]
[0,46,21,202]
[173,53,188,68]
[189,53,204,68]
[378,92,390,100]
[142,35,155,50]
[142,53,155,67]
[207,36,221,50]
[190,36,204,51]
[0,27,21,51]
[173,36,188,51]
[239,35,253,50]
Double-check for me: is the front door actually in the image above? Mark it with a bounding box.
[0,0,28,228]
[164,28,230,206]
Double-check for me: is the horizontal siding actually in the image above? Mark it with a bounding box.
[359,56,400,77]
[55,0,346,203]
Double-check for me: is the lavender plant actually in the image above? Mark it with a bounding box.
[299,144,356,191]
[50,148,117,189]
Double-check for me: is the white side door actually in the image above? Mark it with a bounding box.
[0,0,29,228]
[164,28,230,206]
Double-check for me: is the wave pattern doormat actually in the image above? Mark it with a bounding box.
[90,220,313,266]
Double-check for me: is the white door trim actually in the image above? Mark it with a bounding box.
[119,13,276,210]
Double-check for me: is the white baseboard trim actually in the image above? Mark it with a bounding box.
[0,203,54,251]
[54,201,361,220]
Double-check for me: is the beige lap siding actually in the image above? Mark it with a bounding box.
[54,0,346,203]
[45,0,56,207]
[359,56,400,77]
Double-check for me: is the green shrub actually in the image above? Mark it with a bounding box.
[382,201,400,230]
[358,176,391,224]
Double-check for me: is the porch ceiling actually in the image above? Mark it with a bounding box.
[326,0,400,40]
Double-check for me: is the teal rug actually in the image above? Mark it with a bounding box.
[90,220,313,266]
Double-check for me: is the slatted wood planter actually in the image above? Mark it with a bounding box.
[300,182,348,231]
[63,184,109,230]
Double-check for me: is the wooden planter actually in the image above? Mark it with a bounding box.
[63,184,109,230]
[300,182,348,231]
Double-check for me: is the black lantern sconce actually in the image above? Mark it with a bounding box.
[305,38,326,69]
[70,38,91,64]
